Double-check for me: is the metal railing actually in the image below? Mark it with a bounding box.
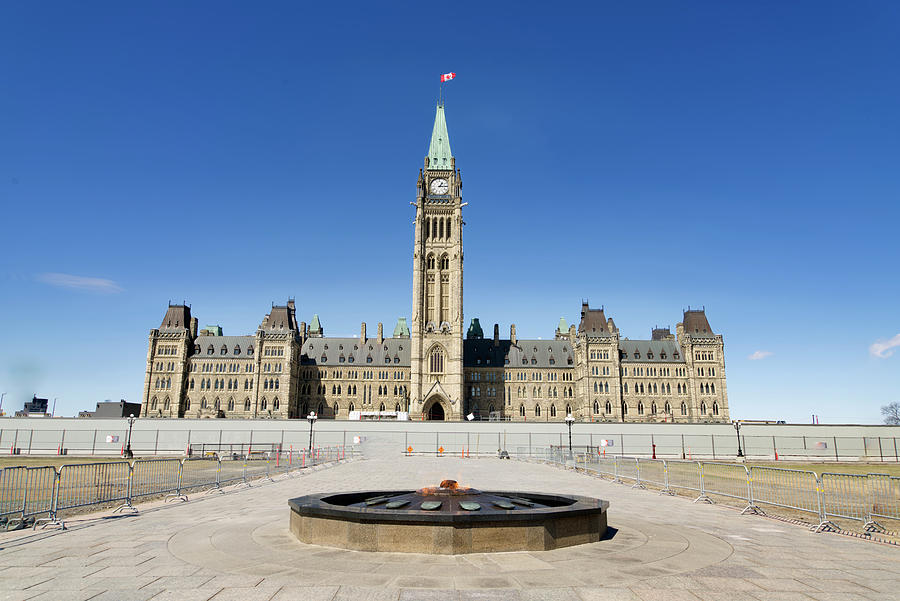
[0,446,354,531]
[531,448,900,536]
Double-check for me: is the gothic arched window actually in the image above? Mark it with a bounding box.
[440,254,449,270]
[429,346,444,374]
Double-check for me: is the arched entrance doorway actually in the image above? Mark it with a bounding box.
[428,402,445,421]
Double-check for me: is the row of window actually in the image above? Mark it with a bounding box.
[192,377,255,391]
[696,367,716,377]
[424,217,453,241]
[591,366,611,376]
[301,369,408,380]
[155,362,176,372]
[589,350,611,360]
[264,347,285,357]
[695,351,716,361]
[199,344,255,357]
[584,400,718,417]
[624,367,683,377]
[511,385,574,399]
[518,403,572,417]
[154,377,171,390]
[184,397,280,412]
[425,252,451,270]
[157,346,178,356]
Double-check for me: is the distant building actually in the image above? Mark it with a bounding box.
[142,103,730,423]
[79,400,142,418]
[16,395,49,417]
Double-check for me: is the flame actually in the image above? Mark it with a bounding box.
[416,479,477,496]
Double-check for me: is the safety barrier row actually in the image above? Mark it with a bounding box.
[0,446,352,531]
[535,448,900,534]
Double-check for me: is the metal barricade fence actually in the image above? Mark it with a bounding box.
[218,457,245,486]
[179,457,220,493]
[595,455,617,479]
[56,462,131,513]
[0,467,28,523]
[243,456,270,481]
[820,473,870,527]
[747,466,821,520]
[615,456,639,484]
[23,466,57,519]
[665,460,702,495]
[698,462,753,510]
[131,459,181,500]
[868,474,900,528]
[636,459,671,494]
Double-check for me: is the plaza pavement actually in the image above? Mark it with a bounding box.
[0,446,897,601]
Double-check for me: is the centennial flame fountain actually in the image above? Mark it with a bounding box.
[288,479,609,554]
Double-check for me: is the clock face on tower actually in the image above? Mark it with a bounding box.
[429,178,449,195]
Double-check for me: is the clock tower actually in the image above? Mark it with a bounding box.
[410,103,465,420]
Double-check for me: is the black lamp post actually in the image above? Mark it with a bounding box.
[565,413,575,460]
[124,413,136,458]
[307,411,317,454]
[733,419,743,458]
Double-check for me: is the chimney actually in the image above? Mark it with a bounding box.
[299,321,307,344]
[377,322,384,344]
[360,322,367,344]
[510,324,517,346]
[189,317,198,338]
[493,323,500,347]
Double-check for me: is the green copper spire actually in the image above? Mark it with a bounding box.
[427,103,453,170]
[308,313,323,336]
[557,317,568,333]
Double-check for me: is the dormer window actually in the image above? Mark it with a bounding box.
[349,356,355,363]
[248,346,254,356]
[673,352,679,359]
[549,357,555,365]
[234,346,241,355]
[647,352,654,359]
[220,345,227,355]
[339,355,345,363]
[660,352,667,359]
[320,355,327,363]
[366,355,373,363]
[634,351,640,359]
[207,345,214,355]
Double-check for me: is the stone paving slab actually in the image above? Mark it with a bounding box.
[0,456,897,600]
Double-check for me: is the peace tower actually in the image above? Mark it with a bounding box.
[409,104,465,420]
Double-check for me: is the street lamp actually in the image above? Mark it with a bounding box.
[124,414,136,459]
[307,411,317,454]
[733,420,743,458]
[565,413,575,460]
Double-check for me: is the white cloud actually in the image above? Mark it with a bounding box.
[36,272,123,294]
[870,333,900,359]
[748,350,773,361]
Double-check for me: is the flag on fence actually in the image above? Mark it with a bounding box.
[440,72,456,82]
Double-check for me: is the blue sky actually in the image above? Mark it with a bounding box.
[1,1,898,422]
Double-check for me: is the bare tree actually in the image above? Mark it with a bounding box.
[882,402,900,425]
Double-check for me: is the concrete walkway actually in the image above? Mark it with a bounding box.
[0,455,897,600]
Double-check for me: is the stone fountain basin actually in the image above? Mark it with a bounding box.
[288,490,609,554]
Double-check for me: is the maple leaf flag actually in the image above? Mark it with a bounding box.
[440,72,456,82]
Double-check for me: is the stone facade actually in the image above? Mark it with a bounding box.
[142,103,729,423]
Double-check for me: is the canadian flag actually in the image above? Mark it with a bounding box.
[440,72,456,82]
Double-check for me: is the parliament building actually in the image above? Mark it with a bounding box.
[142,104,730,423]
